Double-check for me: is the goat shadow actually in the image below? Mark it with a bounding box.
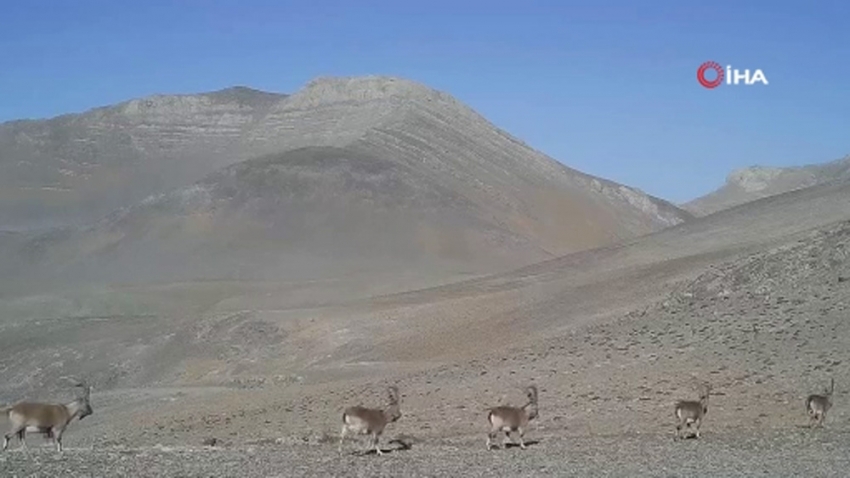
[353,438,414,456]
[503,439,541,449]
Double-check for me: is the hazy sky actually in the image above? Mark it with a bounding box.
[1,0,847,203]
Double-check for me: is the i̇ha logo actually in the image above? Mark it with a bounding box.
[697,61,769,89]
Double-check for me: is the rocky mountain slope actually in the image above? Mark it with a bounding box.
[683,154,850,216]
[1,172,847,404]
[2,166,849,478]
[0,77,692,292]
[0,86,285,230]
[0,77,689,233]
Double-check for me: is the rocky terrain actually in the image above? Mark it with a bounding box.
[683,154,850,216]
[0,77,692,297]
[1,77,849,476]
[2,177,849,476]
[0,86,285,230]
[0,76,687,239]
[2,429,849,477]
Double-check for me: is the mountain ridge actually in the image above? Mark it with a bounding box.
[0,75,694,294]
[683,154,850,216]
[0,76,689,232]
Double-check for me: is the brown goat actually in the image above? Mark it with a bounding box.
[486,385,539,450]
[339,386,402,456]
[674,382,711,439]
[806,378,835,427]
[2,380,93,453]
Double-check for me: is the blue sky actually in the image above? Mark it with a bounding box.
[1,0,848,204]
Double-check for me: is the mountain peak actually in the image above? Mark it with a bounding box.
[290,75,447,106]
[726,165,787,192]
[202,85,287,106]
[117,85,285,115]
[0,75,691,246]
[684,154,850,216]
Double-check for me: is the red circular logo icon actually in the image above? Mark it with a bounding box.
[697,61,724,89]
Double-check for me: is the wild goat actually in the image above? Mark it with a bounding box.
[339,386,401,456]
[2,379,93,453]
[674,382,711,439]
[806,378,834,427]
[486,385,538,450]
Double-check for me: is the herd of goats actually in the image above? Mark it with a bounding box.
[0,375,837,456]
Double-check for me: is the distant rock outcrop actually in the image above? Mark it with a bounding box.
[682,155,850,216]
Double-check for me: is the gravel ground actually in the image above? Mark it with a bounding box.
[4,205,850,478]
[2,428,849,477]
[5,220,850,477]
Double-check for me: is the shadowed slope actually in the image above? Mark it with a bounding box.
[4,146,553,291]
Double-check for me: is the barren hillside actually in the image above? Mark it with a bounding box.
[2,173,848,477]
[2,78,849,477]
[0,86,285,230]
[0,77,695,295]
[1,175,847,403]
[0,76,688,238]
[683,155,850,216]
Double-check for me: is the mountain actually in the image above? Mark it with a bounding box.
[0,77,690,233]
[1,156,848,430]
[2,184,849,478]
[0,86,286,230]
[2,79,850,476]
[682,154,850,216]
[0,76,692,292]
